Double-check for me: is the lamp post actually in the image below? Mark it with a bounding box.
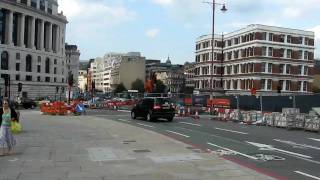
[204,0,227,98]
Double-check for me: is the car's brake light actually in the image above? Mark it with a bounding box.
[153,105,161,110]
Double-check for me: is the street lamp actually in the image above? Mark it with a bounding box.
[203,0,227,98]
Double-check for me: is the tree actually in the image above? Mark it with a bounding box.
[154,80,166,93]
[131,79,145,93]
[114,83,127,94]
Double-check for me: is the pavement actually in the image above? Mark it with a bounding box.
[0,110,276,180]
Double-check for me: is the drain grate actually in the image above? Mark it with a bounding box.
[123,140,136,144]
[133,149,151,153]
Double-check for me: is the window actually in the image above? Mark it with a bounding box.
[16,53,20,60]
[260,79,266,90]
[38,56,41,63]
[303,81,307,91]
[261,62,266,72]
[54,59,57,65]
[21,0,27,5]
[279,49,284,58]
[280,35,285,42]
[37,76,41,82]
[267,63,273,73]
[298,81,302,91]
[262,47,267,56]
[26,75,32,81]
[262,32,267,40]
[40,0,45,11]
[234,51,239,59]
[304,51,308,60]
[37,65,41,73]
[62,78,64,83]
[54,67,57,74]
[1,51,9,70]
[54,77,57,82]
[269,33,273,41]
[298,65,302,75]
[267,79,272,90]
[280,64,285,74]
[268,47,273,56]
[298,50,303,59]
[286,65,291,74]
[287,49,292,58]
[286,80,291,91]
[298,37,303,44]
[16,75,20,81]
[279,80,284,90]
[287,35,291,43]
[26,55,32,72]
[45,77,50,82]
[45,58,50,73]
[31,0,37,8]
[305,37,309,45]
[16,63,20,71]
[234,65,238,74]
[304,66,308,75]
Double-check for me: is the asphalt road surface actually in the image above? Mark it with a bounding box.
[87,109,320,180]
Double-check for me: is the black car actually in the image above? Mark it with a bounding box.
[20,98,37,109]
[131,97,175,122]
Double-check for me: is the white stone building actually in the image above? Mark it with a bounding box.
[0,0,67,99]
[78,70,87,93]
[90,52,146,92]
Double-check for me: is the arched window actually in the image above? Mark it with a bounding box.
[1,51,9,70]
[45,58,50,73]
[26,55,32,72]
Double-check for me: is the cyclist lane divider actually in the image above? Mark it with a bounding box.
[207,142,259,160]
[294,171,320,180]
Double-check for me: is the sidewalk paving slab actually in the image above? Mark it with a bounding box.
[0,110,276,180]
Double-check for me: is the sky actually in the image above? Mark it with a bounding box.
[58,0,320,64]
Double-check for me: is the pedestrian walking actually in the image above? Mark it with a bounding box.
[0,98,17,155]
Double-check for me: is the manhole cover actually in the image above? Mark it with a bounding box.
[133,149,151,153]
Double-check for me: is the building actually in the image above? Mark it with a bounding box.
[313,59,320,92]
[65,43,80,87]
[78,70,87,93]
[0,0,67,99]
[91,52,146,92]
[184,62,196,90]
[146,57,185,93]
[194,24,315,95]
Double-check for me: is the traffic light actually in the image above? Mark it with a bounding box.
[18,83,22,92]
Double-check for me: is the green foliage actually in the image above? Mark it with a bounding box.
[114,83,127,94]
[154,80,166,93]
[131,79,145,93]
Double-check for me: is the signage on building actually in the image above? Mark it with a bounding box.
[207,98,230,108]
[193,90,200,95]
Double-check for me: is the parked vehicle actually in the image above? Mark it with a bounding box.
[131,97,175,122]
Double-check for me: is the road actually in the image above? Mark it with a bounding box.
[87,109,320,180]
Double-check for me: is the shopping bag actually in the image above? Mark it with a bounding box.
[11,121,22,134]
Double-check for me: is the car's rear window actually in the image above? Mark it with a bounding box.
[155,98,171,105]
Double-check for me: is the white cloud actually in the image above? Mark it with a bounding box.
[308,25,320,40]
[146,28,160,38]
[152,0,174,6]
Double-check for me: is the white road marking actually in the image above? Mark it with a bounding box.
[137,123,154,128]
[215,127,248,135]
[274,139,320,150]
[179,122,202,127]
[117,110,131,113]
[294,171,320,180]
[246,141,312,159]
[166,130,190,138]
[117,119,131,123]
[309,138,320,142]
[207,142,258,160]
